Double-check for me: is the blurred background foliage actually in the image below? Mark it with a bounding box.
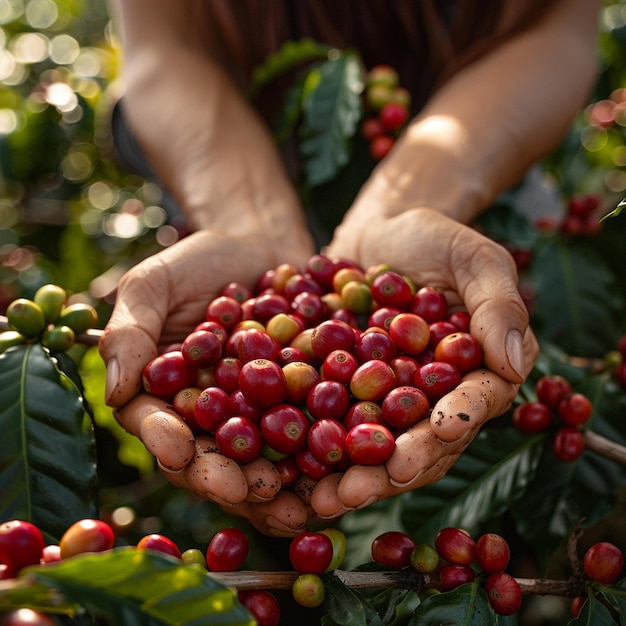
[2,2,626,622]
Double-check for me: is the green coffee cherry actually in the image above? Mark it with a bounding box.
[41,325,75,353]
[6,298,46,338]
[0,330,26,354]
[34,284,67,324]
[410,543,440,574]
[58,303,98,334]
[181,548,206,568]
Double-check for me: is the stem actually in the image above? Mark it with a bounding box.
[207,569,436,592]
[0,315,102,347]
[0,567,583,600]
[584,429,626,466]
[206,569,582,596]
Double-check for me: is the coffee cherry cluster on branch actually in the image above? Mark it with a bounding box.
[371,527,521,617]
[512,374,592,462]
[141,254,484,510]
[0,284,98,355]
[360,64,411,161]
[2,517,624,623]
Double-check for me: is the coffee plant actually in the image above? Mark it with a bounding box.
[2,1,626,625]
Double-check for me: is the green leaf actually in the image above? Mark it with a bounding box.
[322,574,384,626]
[1,548,255,626]
[299,52,363,187]
[399,428,543,543]
[530,237,623,357]
[598,577,626,621]
[408,583,496,626]
[250,38,331,96]
[568,590,619,625]
[599,197,625,223]
[0,344,97,540]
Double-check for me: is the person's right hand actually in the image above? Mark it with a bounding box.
[98,230,316,537]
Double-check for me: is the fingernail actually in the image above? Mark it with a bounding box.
[505,330,525,380]
[105,357,120,405]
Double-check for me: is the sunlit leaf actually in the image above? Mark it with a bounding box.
[251,38,331,95]
[599,197,626,222]
[0,548,255,626]
[299,52,363,187]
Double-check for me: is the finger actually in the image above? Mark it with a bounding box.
[115,394,196,471]
[241,457,282,502]
[330,209,536,384]
[430,367,519,442]
[310,474,346,519]
[224,491,308,538]
[99,231,278,406]
[184,436,249,505]
[385,369,518,486]
[335,465,404,510]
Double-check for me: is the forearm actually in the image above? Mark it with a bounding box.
[111,0,313,260]
[359,0,600,224]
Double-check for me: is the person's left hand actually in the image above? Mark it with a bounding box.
[310,205,538,517]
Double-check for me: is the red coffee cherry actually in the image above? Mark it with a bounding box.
[557,392,593,427]
[439,564,476,591]
[378,102,409,132]
[289,532,333,574]
[583,541,624,584]
[552,426,585,462]
[371,531,416,569]
[59,519,115,559]
[238,590,280,626]
[136,533,182,559]
[215,416,263,464]
[475,533,510,574]
[0,520,45,574]
[413,361,461,404]
[205,527,249,572]
[434,527,476,566]
[511,401,553,434]
[535,374,572,410]
[142,351,196,400]
[345,422,395,465]
[433,332,483,375]
[484,572,523,616]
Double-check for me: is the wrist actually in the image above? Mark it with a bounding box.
[367,116,494,224]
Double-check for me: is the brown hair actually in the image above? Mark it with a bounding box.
[186,0,553,113]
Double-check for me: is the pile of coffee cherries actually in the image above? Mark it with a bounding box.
[512,374,593,462]
[141,254,483,504]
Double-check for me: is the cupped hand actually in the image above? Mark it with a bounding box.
[313,206,539,517]
[99,231,313,537]
[99,230,310,408]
